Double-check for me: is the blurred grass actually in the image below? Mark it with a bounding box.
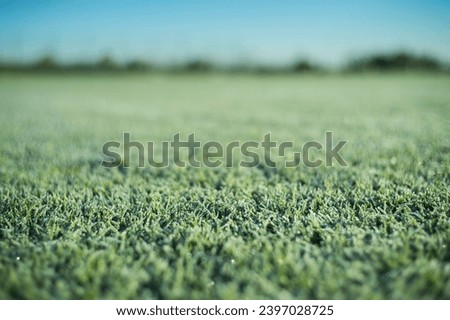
[0,72,449,299]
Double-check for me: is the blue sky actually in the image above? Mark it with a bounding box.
[0,0,449,65]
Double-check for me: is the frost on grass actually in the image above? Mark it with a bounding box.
[0,73,449,299]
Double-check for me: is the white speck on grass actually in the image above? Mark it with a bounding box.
[230,259,235,264]
[208,281,215,287]
[16,257,20,260]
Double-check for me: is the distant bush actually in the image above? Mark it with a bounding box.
[33,55,57,70]
[291,60,321,73]
[235,60,322,75]
[346,52,443,71]
[125,59,152,71]
[97,55,120,71]
[180,60,214,72]
[252,65,284,74]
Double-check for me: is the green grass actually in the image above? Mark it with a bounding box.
[0,72,449,299]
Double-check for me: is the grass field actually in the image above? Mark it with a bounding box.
[0,72,449,299]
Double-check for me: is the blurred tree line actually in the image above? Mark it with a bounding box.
[0,52,447,73]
